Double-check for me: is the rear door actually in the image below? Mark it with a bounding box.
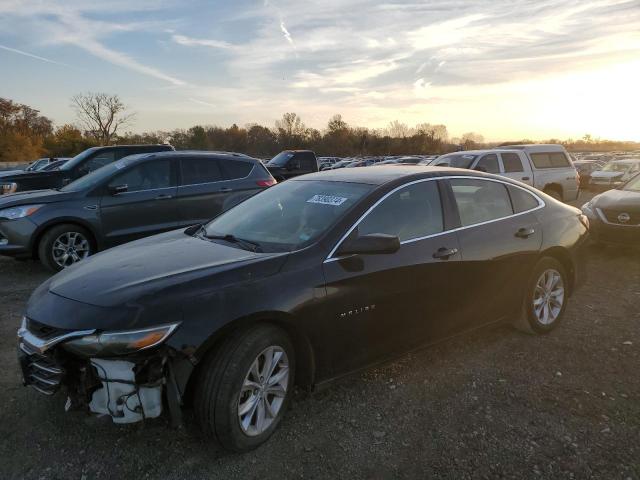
[499,152,533,185]
[99,158,179,247]
[446,177,543,325]
[176,156,227,226]
[322,179,465,374]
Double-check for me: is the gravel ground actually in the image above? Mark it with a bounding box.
[0,192,638,480]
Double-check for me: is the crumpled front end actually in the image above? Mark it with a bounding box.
[17,317,181,424]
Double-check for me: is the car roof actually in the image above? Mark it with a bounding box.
[499,144,566,153]
[294,165,489,185]
[123,150,261,163]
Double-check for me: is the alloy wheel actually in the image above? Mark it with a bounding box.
[238,346,289,437]
[51,231,91,268]
[532,268,564,325]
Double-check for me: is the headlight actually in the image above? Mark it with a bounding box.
[61,323,180,357]
[0,204,43,220]
[0,183,18,195]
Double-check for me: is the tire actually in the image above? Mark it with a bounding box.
[194,324,295,452]
[37,223,94,272]
[513,257,568,334]
[544,188,563,202]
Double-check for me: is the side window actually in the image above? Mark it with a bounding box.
[108,160,174,192]
[550,152,570,167]
[450,179,514,227]
[223,160,253,180]
[181,158,224,185]
[501,153,524,172]
[357,181,443,242]
[82,151,116,174]
[530,153,551,168]
[115,149,132,160]
[507,185,540,213]
[475,154,499,173]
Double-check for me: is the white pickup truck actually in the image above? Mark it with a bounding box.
[433,144,580,202]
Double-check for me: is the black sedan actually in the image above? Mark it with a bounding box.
[18,167,588,452]
[0,151,275,271]
[582,173,640,246]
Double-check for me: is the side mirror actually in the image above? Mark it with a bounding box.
[474,165,487,172]
[108,184,128,195]
[336,233,400,256]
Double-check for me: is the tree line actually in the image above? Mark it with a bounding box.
[1,94,638,164]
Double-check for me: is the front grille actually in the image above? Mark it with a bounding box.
[19,342,64,395]
[26,318,72,340]
[601,209,640,226]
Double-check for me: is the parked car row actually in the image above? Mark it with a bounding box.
[17,165,589,451]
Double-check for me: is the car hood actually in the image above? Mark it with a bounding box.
[0,188,76,208]
[592,189,640,211]
[591,171,625,180]
[42,228,288,308]
[0,169,24,178]
[0,170,61,183]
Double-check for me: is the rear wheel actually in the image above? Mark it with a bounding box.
[544,187,563,202]
[514,257,568,334]
[38,224,93,272]
[194,325,295,452]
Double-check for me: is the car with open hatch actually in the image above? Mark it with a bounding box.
[18,166,588,452]
[0,150,275,271]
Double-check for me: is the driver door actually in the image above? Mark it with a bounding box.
[321,179,464,375]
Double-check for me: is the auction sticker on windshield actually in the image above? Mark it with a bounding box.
[307,194,348,206]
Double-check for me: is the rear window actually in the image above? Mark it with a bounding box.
[181,157,224,185]
[530,152,570,168]
[223,160,253,179]
[507,185,539,213]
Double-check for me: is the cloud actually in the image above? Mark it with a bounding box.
[280,20,294,46]
[171,34,234,50]
[0,44,70,67]
[0,1,187,87]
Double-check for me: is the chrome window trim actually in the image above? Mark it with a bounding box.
[324,175,545,263]
[596,207,640,227]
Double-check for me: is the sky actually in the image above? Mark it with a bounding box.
[0,0,639,141]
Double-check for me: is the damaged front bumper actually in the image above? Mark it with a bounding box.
[17,317,187,425]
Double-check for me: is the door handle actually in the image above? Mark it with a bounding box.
[433,247,458,259]
[521,176,530,181]
[155,194,173,200]
[515,227,535,238]
[219,187,232,193]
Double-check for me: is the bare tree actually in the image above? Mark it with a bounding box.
[71,92,135,145]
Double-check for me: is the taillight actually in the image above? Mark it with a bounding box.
[579,214,589,230]
[256,178,277,187]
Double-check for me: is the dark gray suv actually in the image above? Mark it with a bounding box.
[0,151,276,271]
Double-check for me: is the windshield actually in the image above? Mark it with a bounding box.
[267,151,294,167]
[602,162,633,173]
[59,161,121,192]
[60,147,100,171]
[624,174,640,192]
[203,180,373,252]
[434,154,477,168]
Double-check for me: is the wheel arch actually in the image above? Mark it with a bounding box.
[182,312,316,405]
[543,182,563,197]
[540,246,575,296]
[31,218,99,258]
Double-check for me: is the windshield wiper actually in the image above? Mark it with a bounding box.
[200,231,262,252]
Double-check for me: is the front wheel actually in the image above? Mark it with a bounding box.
[194,325,295,452]
[38,223,94,272]
[514,257,568,334]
